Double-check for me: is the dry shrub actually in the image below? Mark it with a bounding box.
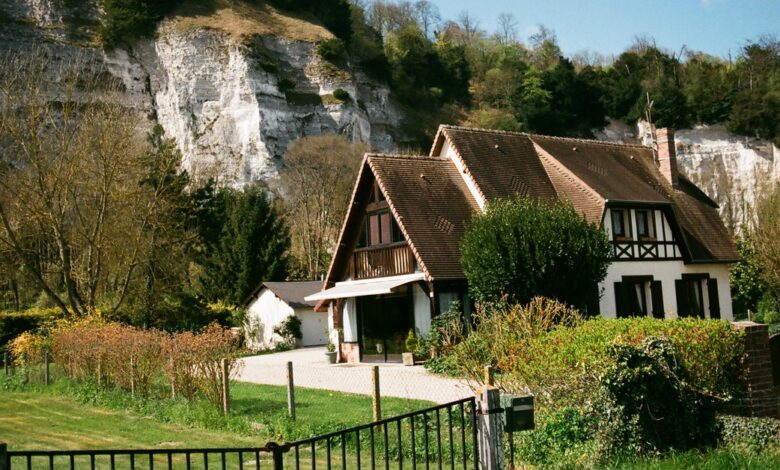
[164,323,243,408]
[8,331,49,368]
[434,297,583,390]
[49,319,241,407]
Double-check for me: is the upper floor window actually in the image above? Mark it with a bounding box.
[357,211,403,248]
[636,210,654,239]
[611,209,629,238]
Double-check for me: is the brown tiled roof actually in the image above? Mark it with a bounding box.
[434,125,737,263]
[368,155,480,279]
[440,127,559,202]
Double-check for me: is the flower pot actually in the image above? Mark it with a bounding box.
[402,352,414,366]
[325,351,337,364]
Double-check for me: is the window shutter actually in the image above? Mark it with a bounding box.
[675,279,690,318]
[651,281,665,319]
[369,215,380,245]
[707,278,721,319]
[614,282,628,318]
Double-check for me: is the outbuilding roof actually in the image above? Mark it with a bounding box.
[246,281,323,308]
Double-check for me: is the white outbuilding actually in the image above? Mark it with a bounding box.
[243,281,326,350]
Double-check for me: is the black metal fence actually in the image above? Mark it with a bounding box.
[1,398,479,470]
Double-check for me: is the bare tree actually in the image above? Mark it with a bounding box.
[457,10,481,45]
[280,135,367,280]
[0,49,182,316]
[496,12,518,45]
[413,1,440,38]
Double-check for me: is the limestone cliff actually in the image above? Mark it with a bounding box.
[596,120,780,233]
[1,0,402,185]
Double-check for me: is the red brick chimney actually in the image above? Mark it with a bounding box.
[655,128,679,187]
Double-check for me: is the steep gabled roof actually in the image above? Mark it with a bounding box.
[368,155,479,280]
[432,125,738,263]
[324,154,479,287]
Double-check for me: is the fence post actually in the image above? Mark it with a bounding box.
[286,361,296,420]
[0,442,8,470]
[130,355,136,398]
[44,351,50,386]
[476,366,504,470]
[372,366,381,421]
[3,351,7,376]
[267,442,284,470]
[221,358,230,415]
[170,357,176,399]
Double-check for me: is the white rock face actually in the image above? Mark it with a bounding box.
[2,0,402,186]
[598,120,780,232]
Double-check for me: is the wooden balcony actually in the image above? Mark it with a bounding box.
[351,242,415,280]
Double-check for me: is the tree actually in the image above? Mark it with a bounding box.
[753,184,780,297]
[197,184,289,305]
[281,135,367,279]
[496,13,518,46]
[0,50,182,317]
[730,233,768,316]
[461,197,611,311]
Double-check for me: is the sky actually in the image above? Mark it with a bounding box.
[431,0,780,59]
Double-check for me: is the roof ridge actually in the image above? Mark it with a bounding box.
[439,124,650,150]
[366,153,447,161]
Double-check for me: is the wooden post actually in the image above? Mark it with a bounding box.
[44,351,50,386]
[129,356,136,398]
[0,442,8,470]
[476,385,505,470]
[372,366,381,421]
[170,357,176,399]
[286,361,296,420]
[484,365,495,387]
[3,351,8,376]
[221,358,230,416]
[97,358,102,387]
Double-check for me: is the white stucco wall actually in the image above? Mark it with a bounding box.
[245,289,327,349]
[413,283,432,335]
[599,261,733,320]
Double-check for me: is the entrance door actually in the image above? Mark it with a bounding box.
[358,288,414,362]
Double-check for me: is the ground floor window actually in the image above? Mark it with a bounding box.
[614,276,664,318]
[676,274,720,319]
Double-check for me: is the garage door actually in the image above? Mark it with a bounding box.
[297,309,328,346]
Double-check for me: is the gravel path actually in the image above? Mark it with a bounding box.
[237,347,474,404]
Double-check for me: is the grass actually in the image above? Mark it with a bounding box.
[0,371,433,447]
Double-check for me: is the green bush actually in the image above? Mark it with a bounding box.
[515,408,594,466]
[507,317,744,410]
[718,415,780,447]
[332,88,350,101]
[0,307,64,351]
[594,337,719,459]
[273,316,302,345]
[461,196,611,310]
[317,38,346,62]
[99,0,181,47]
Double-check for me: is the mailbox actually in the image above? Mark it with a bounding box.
[501,394,534,432]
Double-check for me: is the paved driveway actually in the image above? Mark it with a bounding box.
[237,347,474,404]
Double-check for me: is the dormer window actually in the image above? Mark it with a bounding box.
[611,209,629,239]
[636,210,654,239]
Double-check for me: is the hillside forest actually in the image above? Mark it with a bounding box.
[0,0,779,331]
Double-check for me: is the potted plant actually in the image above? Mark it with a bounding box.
[402,329,417,366]
[325,340,337,364]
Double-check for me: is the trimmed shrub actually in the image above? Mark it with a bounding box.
[594,337,719,459]
[506,317,744,410]
[461,196,611,310]
[515,408,594,466]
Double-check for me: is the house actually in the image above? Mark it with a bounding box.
[244,281,327,350]
[305,125,739,363]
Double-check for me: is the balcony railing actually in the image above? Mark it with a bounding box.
[351,242,415,280]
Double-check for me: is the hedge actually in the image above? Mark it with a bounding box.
[505,317,745,410]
